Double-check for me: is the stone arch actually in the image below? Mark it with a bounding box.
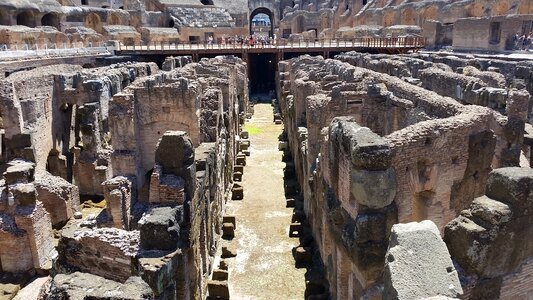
[421,5,438,23]
[319,11,331,32]
[294,14,305,33]
[41,13,60,30]
[467,2,485,17]
[400,7,417,25]
[85,12,102,33]
[129,15,141,28]
[250,7,274,37]
[383,10,395,27]
[108,12,122,25]
[518,1,533,14]
[492,0,509,16]
[17,11,36,27]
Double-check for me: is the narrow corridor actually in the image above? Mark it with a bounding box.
[224,103,307,299]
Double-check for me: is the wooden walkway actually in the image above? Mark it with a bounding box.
[115,37,426,59]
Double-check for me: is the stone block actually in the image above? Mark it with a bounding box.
[219,259,228,270]
[138,249,180,297]
[207,280,229,299]
[48,272,153,299]
[3,162,34,185]
[236,154,246,166]
[240,131,249,139]
[231,184,243,200]
[222,216,236,227]
[221,245,237,258]
[293,246,312,265]
[243,150,251,156]
[139,207,181,251]
[286,198,296,208]
[279,141,288,151]
[289,222,302,237]
[222,223,235,238]
[233,172,242,182]
[485,167,533,213]
[234,165,244,174]
[384,220,463,300]
[351,168,396,209]
[212,269,228,281]
[12,183,36,206]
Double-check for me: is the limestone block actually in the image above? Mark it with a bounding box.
[351,168,396,209]
[12,183,36,206]
[212,269,228,281]
[35,174,80,227]
[208,280,229,299]
[221,245,237,258]
[231,184,243,200]
[138,249,180,297]
[3,162,34,185]
[48,272,153,299]
[139,207,181,251]
[236,153,246,166]
[233,172,242,182]
[485,167,533,212]
[222,222,235,238]
[384,220,463,300]
[293,246,312,265]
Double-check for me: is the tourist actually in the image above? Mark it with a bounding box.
[512,32,521,50]
[207,35,214,46]
[527,32,533,51]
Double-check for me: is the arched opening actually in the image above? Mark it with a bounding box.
[200,0,214,5]
[168,18,175,28]
[251,13,272,38]
[85,12,102,33]
[250,7,274,38]
[108,13,122,25]
[41,13,60,30]
[16,11,36,27]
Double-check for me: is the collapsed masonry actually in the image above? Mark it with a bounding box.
[0,55,249,298]
[277,53,532,299]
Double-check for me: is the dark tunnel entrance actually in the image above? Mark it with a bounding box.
[248,53,277,99]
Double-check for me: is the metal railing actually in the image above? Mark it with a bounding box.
[0,42,110,60]
[117,36,427,51]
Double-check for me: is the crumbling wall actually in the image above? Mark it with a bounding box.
[277,54,524,298]
[444,167,533,299]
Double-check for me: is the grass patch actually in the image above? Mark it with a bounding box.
[244,124,264,136]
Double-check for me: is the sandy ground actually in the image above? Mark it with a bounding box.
[224,103,306,300]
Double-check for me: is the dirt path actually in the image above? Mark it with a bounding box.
[225,103,306,300]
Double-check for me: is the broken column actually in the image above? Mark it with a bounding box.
[102,176,134,230]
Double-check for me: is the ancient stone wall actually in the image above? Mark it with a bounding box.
[277,54,526,298]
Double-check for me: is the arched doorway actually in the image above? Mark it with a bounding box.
[17,11,36,27]
[85,12,102,33]
[41,13,60,30]
[250,8,274,38]
[108,12,122,25]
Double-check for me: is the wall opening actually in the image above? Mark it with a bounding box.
[41,13,60,30]
[490,22,501,44]
[250,7,274,37]
[248,53,277,97]
[200,0,214,4]
[82,0,88,5]
[16,11,36,27]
